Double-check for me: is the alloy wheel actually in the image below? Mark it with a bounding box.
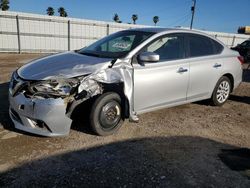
[216,80,230,103]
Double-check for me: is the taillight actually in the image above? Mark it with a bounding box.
[237,56,244,65]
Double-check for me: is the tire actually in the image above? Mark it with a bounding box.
[90,92,124,136]
[211,76,231,106]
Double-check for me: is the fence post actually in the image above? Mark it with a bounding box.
[232,35,236,47]
[106,24,109,36]
[16,15,21,54]
[68,20,70,51]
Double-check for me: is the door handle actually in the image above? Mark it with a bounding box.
[213,63,222,68]
[177,67,188,73]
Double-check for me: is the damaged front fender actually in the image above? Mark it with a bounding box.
[67,59,138,122]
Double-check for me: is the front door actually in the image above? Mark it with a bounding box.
[133,34,189,113]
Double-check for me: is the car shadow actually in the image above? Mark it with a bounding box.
[193,99,211,106]
[0,136,249,187]
[219,148,250,172]
[0,82,15,131]
[71,119,95,136]
[229,95,250,105]
[243,67,250,83]
[195,95,250,106]
[70,98,96,135]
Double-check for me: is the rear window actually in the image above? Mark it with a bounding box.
[188,34,214,57]
[187,34,224,58]
[211,39,224,54]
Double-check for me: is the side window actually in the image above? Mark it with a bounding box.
[188,35,214,57]
[143,35,185,61]
[211,39,223,54]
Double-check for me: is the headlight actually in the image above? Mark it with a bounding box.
[9,71,28,96]
[28,77,82,97]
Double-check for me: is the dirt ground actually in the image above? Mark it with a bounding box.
[0,53,250,187]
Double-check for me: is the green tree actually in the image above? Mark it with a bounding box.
[58,7,68,17]
[0,0,10,11]
[46,7,54,16]
[132,14,138,24]
[113,13,120,23]
[153,16,159,26]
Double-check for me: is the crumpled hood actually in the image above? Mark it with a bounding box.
[17,51,113,80]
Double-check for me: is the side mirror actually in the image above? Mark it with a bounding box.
[138,52,160,63]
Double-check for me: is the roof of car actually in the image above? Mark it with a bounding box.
[126,27,228,48]
[129,27,191,33]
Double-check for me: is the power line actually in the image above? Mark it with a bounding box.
[167,12,191,27]
[178,13,192,27]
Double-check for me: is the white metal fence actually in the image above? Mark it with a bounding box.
[0,11,249,53]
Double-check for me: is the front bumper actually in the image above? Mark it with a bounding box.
[9,93,72,137]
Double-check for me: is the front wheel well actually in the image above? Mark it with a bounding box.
[70,82,129,121]
[102,83,129,119]
[222,73,234,92]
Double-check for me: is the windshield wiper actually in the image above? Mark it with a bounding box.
[76,51,103,57]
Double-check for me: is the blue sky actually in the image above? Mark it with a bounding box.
[9,0,250,33]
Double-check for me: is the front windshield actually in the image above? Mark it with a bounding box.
[77,30,155,58]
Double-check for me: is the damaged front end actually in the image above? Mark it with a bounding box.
[9,59,137,137]
[8,72,79,136]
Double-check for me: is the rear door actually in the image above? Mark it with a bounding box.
[186,34,224,100]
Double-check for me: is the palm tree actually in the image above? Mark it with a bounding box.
[113,13,120,23]
[153,16,159,26]
[132,14,138,24]
[58,7,68,17]
[0,0,10,11]
[46,7,54,16]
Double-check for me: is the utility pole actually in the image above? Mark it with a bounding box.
[190,0,196,29]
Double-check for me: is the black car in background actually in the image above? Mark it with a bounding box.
[231,40,250,63]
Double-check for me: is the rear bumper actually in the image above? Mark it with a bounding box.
[9,93,72,137]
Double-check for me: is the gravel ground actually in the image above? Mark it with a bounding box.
[0,53,250,187]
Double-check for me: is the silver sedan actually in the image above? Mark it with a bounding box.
[9,28,243,136]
